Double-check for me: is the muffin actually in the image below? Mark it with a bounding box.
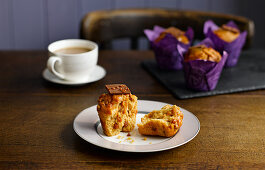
[179,38,228,91]
[204,20,247,67]
[184,45,222,62]
[138,105,183,137]
[213,24,240,43]
[97,84,138,136]
[155,27,190,44]
[144,25,194,70]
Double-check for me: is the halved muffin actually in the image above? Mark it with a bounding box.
[138,105,183,137]
[97,93,137,136]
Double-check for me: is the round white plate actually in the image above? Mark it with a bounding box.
[42,65,106,85]
[73,100,200,152]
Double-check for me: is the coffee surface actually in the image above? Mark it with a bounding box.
[55,47,92,54]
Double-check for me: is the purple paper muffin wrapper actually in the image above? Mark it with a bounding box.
[178,38,228,91]
[144,25,194,70]
[204,20,247,67]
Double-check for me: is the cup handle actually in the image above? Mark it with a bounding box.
[47,56,65,80]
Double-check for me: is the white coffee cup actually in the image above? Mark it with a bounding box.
[47,39,98,82]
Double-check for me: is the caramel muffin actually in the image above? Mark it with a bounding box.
[184,45,222,63]
[214,24,240,43]
[155,27,190,44]
[97,84,137,136]
[138,105,183,137]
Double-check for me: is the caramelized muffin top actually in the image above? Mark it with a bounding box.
[213,24,240,43]
[184,45,222,63]
[155,27,190,44]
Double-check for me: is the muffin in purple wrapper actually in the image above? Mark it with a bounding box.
[179,38,228,91]
[144,25,194,70]
[204,20,247,67]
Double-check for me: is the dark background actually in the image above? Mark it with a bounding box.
[0,0,264,50]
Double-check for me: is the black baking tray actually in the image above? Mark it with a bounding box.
[142,50,265,99]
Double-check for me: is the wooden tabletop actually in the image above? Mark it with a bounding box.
[0,50,264,169]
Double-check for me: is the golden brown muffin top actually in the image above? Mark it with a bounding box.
[155,27,190,44]
[184,45,222,63]
[97,93,137,114]
[213,24,240,43]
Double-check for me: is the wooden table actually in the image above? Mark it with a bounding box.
[0,50,264,169]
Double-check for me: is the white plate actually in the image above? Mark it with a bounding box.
[73,100,200,152]
[42,65,106,85]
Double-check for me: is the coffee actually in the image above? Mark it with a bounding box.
[55,47,92,54]
[47,39,98,82]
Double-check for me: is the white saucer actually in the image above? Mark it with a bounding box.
[42,65,106,85]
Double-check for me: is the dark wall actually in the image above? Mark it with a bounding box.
[0,0,264,50]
